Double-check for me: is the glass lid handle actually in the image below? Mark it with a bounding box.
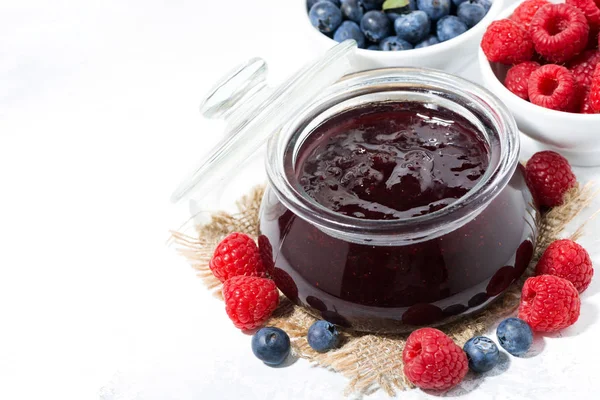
[200,57,268,120]
[170,58,273,204]
[170,40,357,204]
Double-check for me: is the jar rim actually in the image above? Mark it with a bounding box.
[265,68,520,245]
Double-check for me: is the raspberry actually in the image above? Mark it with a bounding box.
[481,19,534,64]
[222,276,279,330]
[504,61,541,100]
[511,0,550,29]
[567,0,600,27]
[568,50,600,90]
[527,64,577,112]
[530,4,590,63]
[518,275,581,332]
[257,235,275,276]
[579,89,597,112]
[209,232,267,283]
[586,26,600,49]
[536,239,594,292]
[403,328,468,391]
[525,150,577,207]
[568,50,600,112]
[590,64,600,111]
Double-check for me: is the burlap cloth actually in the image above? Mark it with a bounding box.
[172,184,594,396]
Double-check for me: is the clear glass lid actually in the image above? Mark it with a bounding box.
[170,40,357,204]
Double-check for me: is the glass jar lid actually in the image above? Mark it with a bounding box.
[170,40,357,203]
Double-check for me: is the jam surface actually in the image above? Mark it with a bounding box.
[298,102,490,219]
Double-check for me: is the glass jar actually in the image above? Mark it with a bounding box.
[259,68,537,333]
[172,42,538,333]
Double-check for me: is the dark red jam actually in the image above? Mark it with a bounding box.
[259,101,537,333]
[298,102,490,220]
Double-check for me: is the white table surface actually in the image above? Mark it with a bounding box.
[1,1,599,399]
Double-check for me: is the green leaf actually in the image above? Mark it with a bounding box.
[382,0,409,10]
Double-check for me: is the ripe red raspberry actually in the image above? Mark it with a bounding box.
[536,239,594,292]
[209,232,266,283]
[511,0,550,29]
[568,50,600,90]
[530,4,590,63]
[481,19,534,65]
[257,235,275,276]
[518,275,581,332]
[571,86,585,112]
[505,61,541,100]
[590,64,600,111]
[528,64,577,112]
[222,276,279,330]
[525,150,577,207]
[403,328,468,391]
[586,26,600,50]
[579,89,597,112]
[567,0,600,27]
[569,50,600,112]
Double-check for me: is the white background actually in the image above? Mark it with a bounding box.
[1,0,599,399]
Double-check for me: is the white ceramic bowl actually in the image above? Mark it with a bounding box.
[301,0,505,73]
[479,0,600,166]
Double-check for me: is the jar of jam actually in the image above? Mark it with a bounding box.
[173,41,538,333]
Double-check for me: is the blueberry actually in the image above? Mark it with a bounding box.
[360,10,392,42]
[367,44,380,50]
[436,15,468,42]
[360,0,385,11]
[251,327,291,365]
[334,21,367,48]
[307,320,340,352]
[394,11,431,44]
[415,34,440,48]
[463,336,500,373]
[496,317,533,356]
[341,0,364,23]
[457,1,487,28]
[380,36,414,50]
[307,0,341,10]
[417,0,450,21]
[474,0,492,12]
[452,0,469,6]
[310,1,343,34]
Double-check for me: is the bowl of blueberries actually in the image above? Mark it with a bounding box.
[304,0,504,73]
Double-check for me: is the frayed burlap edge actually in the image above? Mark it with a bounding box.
[171,183,595,396]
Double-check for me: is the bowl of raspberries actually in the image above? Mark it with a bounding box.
[304,0,504,72]
[478,0,600,166]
